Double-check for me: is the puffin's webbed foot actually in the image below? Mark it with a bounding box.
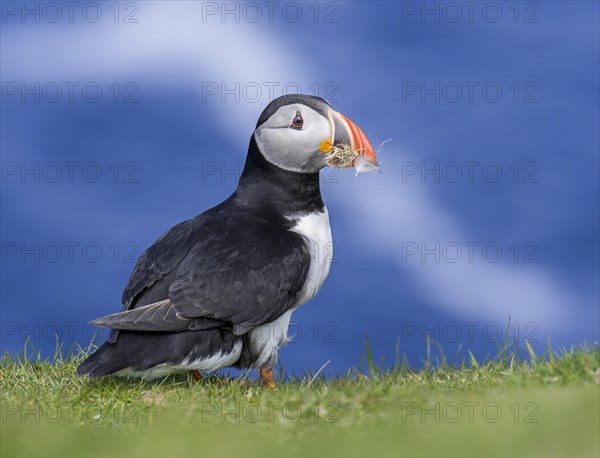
[259,368,275,388]
[191,369,205,381]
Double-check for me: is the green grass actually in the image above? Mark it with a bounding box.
[1,343,598,457]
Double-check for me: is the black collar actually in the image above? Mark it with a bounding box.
[233,136,325,216]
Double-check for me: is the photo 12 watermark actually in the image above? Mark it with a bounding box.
[1,1,140,24]
[400,1,540,24]
[400,82,540,104]
[0,321,105,345]
[252,320,340,345]
[199,161,351,185]
[200,81,339,104]
[199,400,339,423]
[400,241,540,264]
[400,161,540,184]
[1,241,141,264]
[200,1,340,24]
[399,400,539,423]
[399,320,539,344]
[1,162,140,184]
[1,82,140,104]
[1,401,139,424]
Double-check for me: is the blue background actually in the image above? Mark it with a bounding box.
[1,1,598,375]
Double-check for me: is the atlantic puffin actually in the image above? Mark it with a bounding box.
[77,94,376,386]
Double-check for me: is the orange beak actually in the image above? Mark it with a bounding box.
[326,110,377,167]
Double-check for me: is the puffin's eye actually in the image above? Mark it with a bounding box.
[290,111,303,130]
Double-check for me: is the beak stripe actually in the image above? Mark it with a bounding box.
[327,109,336,144]
[338,112,377,164]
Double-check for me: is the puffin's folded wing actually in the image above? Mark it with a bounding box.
[122,219,196,308]
[89,299,226,332]
[168,229,311,336]
[94,213,312,337]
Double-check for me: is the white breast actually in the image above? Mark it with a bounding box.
[248,309,293,369]
[246,209,333,369]
[289,208,334,306]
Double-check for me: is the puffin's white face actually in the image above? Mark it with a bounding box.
[253,95,377,174]
[254,103,331,173]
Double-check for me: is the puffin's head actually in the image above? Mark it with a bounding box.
[253,94,376,174]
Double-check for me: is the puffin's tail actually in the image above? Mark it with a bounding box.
[77,342,125,378]
[77,328,242,379]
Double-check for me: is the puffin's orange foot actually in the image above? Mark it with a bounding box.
[191,370,205,381]
[259,368,275,388]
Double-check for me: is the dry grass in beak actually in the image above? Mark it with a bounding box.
[324,143,381,175]
[324,143,358,168]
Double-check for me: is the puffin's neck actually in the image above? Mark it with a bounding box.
[234,136,325,215]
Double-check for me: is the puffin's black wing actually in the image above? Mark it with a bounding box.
[92,204,311,337]
[167,219,311,335]
[122,219,194,307]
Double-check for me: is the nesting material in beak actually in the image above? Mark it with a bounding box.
[325,143,381,175]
